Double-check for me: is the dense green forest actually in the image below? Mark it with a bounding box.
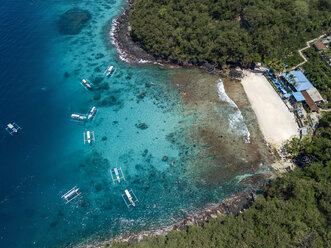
[110,113,331,247]
[129,0,330,67]
[302,47,331,107]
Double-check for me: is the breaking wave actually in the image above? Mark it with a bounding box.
[217,79,251,143]
[110,17,162,65]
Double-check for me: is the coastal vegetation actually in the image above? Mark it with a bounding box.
[111,113,331,247]
[129,0,330,67]
[302,47,331,107]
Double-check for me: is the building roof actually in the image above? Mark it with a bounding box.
[282,70,314,92]
[306,88,324,102]
[302,91,318,111]
[314,40,326,51]
[293,91,305,102]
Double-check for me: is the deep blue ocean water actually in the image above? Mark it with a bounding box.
[0,1,270,247]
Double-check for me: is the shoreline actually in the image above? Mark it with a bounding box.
[75,190,256,248]
[110,7,219,72]
[75,6,298,248]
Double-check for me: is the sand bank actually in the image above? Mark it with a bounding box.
[241,71,299,148]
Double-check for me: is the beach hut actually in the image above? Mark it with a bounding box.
[302,91,318,112]
[305,88,324,103]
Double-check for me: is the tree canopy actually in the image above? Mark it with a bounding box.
[111,113,331,248]
[129,0,330,67]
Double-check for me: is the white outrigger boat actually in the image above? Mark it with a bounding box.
[104,65,116,77]
[71,113,87,123]
[110,167,125,183]
[87,106,97,120]
[122,189,138,208]
[6,123,21,135]
[83,130,95,145]
[62,186,81,204]
[81,79,93,90]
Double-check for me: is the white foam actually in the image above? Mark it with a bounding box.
[110,18,132,63]
[217,79,251,143]
[110,17,163,65]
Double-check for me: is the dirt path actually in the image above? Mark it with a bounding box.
[288,34,326,71]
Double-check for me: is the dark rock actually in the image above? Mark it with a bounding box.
[93,94,101,100]
[92,77,103,85]
[137,91,146,99]
[135,122,148,130]
[95,53,104,59]
[58,8,91,35]
[142,149,148,157]
[100,95,117,106]
[96,83,109,91]
[50,221,58,228]
[102,136,107,141]
[162,156,168,161]
[228,69,243,79]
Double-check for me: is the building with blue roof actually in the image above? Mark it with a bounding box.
[292,92,305,102]
[282,70,314,92]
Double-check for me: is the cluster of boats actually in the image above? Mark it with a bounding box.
[81,65,116,90]
[5,64,139,208]
[62,166,138,208]
[64,65,138,208]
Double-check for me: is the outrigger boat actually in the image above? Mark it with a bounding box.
[83,131,95,145]
[104,65,116,77]
[122,189,138,208]
[87,106,97,120]
[71,113,87,123]
[81,79,93,90]
[6,123,21,135]
[110,167,125,183]
[62,186,81,204]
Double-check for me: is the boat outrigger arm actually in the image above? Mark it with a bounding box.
[62,186,81,204]
[83,131,95,145]
[81,79,93,90]
[110,167,125,184]
[122,189,138,208]
[86,106,97,120]
[104,65,116,77]
[5,123,21,135]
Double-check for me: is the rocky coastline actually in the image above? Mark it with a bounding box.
[110,3,221,72]
[73,4,283,248]
[76,190,256,248]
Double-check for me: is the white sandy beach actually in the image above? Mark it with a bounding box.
[241,71,299,148]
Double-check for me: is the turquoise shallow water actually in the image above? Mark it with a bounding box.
[0,1,270,247]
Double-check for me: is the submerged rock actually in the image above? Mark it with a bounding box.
[162,156,168,161]
[92,77,104,85]
[58,8,91,35]
[135,122,148,130]
[137,91,146,99]
[93,94,101,100]
[95,53,104,59]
